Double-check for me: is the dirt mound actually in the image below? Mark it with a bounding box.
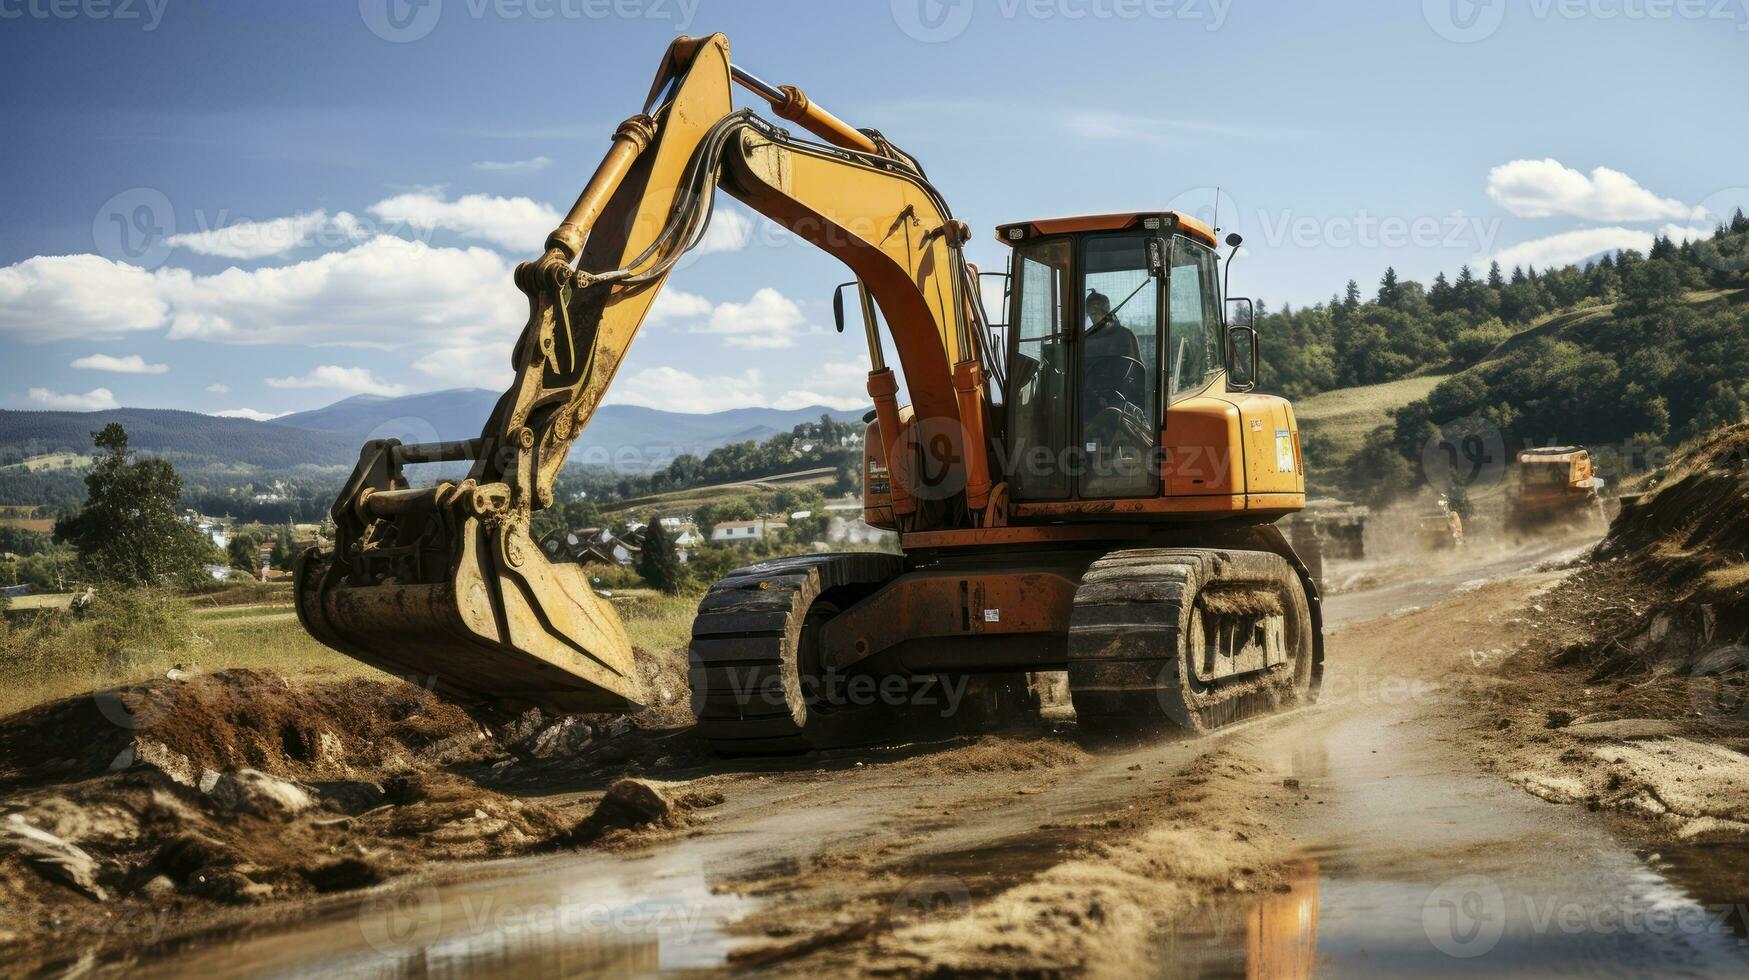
[0,669,718,968]
[0,668,480,788]
[1537,422,1749,684]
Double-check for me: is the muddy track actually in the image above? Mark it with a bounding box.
[38,532,1749,977]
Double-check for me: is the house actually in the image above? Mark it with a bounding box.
[711,519,766,543]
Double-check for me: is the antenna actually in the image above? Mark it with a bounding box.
[1212,186,1221,234]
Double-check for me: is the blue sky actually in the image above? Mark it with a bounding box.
[2,0,1745,418]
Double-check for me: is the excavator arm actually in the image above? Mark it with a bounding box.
[295,34,997,714]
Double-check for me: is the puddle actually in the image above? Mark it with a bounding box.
[73,848,752,978]
[1168,692,1749,978]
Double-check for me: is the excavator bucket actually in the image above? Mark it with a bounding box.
[295,437,644,714]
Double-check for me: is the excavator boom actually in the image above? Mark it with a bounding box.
[296,34,996,713]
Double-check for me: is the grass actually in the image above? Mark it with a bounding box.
[0,580,711,720]
[0,589,376,718]
[599,467,838,515]
[1296,374,1449,458]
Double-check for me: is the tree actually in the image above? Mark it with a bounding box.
[636,518,685,594]
[228,532,260,572]
[270,525,297,571]
[53,424,215,586]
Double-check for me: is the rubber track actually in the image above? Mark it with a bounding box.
[688,552,901,755]
[1067,547,1310,738]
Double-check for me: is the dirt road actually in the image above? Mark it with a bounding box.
[66,536,1749,977]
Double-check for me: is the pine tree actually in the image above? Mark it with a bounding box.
[1487,261,1505,289]
[636,518,685,595]
[1732,208,1749,235]
[1378,267,1400,307]
[1429,271,1453,313]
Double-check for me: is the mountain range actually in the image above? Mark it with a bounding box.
[0,390,868,474]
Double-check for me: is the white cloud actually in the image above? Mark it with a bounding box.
[0,238,520,350]
[645,288,713,322]
[212,408,286,421]
[368,191,559,252]
[470,156,554,174]
[265,365,408,397]
[412,342,515,389]
[697,208,752,255]
[71,353,168,375]
[697,288,816,350]
[28,387,119,411]
[1483,227,1648,270]
[164,210,355,260]
[1486,160,1691,222]
[605,366,770,414]
[159,235,520,346]
[604,359,871,414]
[0,254,167,341]
[206,383,230,394]
[770,361,872,411]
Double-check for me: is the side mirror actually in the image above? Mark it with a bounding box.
[1226,297,1258,391]
[831,281,856,333]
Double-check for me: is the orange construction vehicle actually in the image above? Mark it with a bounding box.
[295,34,1322,753]
[1509,446,1605,533]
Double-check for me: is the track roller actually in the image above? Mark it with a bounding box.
[1067,547,1318,739]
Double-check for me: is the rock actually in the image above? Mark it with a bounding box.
[109,739,198,787]
[1282,778,1301,790]
[526,718,594,759]
[202,769,317,817]
[500,707,545,747]
[0,814,109,901]
[596,717,633,740]
[569,778,677,844]
[138,874,177,899]
[23,796,140,846]
[592,744,632,765]
[310,780,387,815]
[315,731,347,769]
[1546,710,1574,729]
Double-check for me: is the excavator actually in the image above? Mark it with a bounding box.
[295,34,1323,754]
